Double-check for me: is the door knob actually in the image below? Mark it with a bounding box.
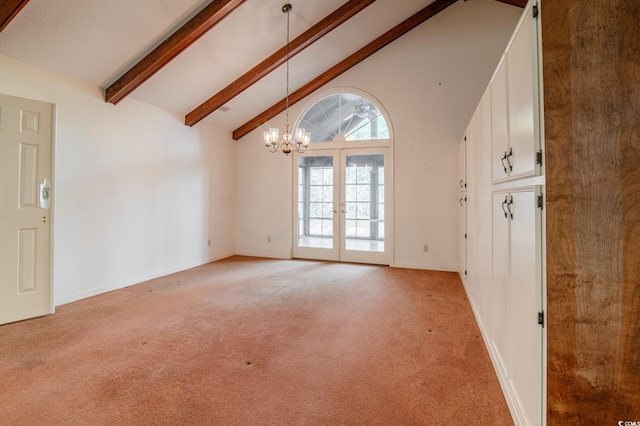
[39,178,51,209]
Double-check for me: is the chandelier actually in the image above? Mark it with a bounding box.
[264,4,311,155]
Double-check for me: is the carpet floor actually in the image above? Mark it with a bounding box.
[0,256,513,425]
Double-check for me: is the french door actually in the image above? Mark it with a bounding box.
[293,148,392,265]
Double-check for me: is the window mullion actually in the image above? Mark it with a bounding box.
[370,166,379,240]
[304,166,310,236]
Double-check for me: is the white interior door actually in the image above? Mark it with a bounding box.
[293,148,392,265]
[0,93,54,325]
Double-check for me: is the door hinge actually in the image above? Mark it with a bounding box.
[536,150,543,165]
[533,4,539,18]
[538,311,544,327]
[537,194,544,209]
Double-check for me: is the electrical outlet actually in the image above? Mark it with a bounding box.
[267,236,272,243]
[423,244,429,252]
[208,239,211,247]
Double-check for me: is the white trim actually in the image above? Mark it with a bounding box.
[49,102,57,314]
[294,86,394,151]
[233,251,292,260]
[392,262,457,272]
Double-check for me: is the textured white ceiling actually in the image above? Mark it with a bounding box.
[0,0,206,86]
[0,0,509,132]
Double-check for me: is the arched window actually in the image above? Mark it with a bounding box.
[295,91,390,143]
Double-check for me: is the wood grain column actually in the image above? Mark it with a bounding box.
[542,0,640,423]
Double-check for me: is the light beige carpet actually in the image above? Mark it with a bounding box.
[0,256,513,425]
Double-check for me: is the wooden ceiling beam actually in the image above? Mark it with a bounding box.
[233,0,457,140]
[494,0,527,8]
[0,0,30,32]
[185,0,377,127]
[105,0,247,105]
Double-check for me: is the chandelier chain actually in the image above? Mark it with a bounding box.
[285,7,290,125]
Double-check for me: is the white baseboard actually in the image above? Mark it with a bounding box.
[209,252,235,262]
[233,251,292,260]
[392,262,457,272]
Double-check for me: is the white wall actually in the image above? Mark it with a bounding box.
[235,0,521,270]
[0,55,236,305]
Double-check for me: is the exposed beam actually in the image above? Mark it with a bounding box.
[494,0,527,8]
[233,0,457,140]
[185,0,377,127]
[105,0,247,105]
[0,0,30,32]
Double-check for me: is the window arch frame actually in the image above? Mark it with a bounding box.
[293,87,394,150]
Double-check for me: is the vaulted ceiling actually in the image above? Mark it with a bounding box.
[0,0,526,139]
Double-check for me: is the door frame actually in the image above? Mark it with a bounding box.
[292,149,340,262]
[0,93,56,324]
[292,147,393,265]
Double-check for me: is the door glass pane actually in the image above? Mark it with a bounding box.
[344,154,384,252]
[298,156,334,249]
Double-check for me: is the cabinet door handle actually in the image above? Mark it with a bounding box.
[459,179,464,188]
[507,195,514,220]
[501,196,509,218]
[460,197,464,206]
[501,152,508,174]
[505,148,513,172]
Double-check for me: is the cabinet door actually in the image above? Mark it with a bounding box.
[507,8,539,179]
[509,187,542,426]
[491,58,509,183]
[491,191,511,377]
[458,135,467,192]
[458,194,467,280]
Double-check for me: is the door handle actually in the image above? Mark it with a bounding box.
[505,148,513,172]
[39,178,51,209]
[501,152,508,174]
[501,196,509,218]
[507,195,514,220]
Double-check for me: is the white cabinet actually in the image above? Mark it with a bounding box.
[459,128,469,283]
[465,90,494,325]
[491,3,541,183]
[458,193,467,281]
[458,133,467,192]
[491,186,542,426]
[507,9,539,179]
[459,2,544,424]
[491,57,510,182]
